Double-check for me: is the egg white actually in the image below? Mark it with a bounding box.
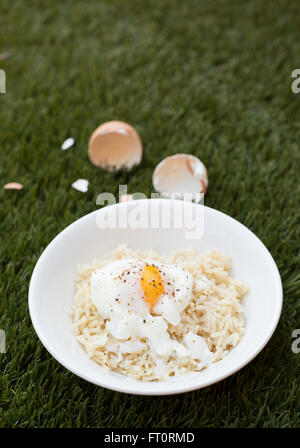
[90,258,211,360]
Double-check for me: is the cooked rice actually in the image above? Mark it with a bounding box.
[71,245,248,381]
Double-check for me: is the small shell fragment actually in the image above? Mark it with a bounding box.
[3,182,23,190]
[61,137,75,150]
[152,154,208,202]
[88,121,142,171]
[72,178,89,193]
[120,194,134,202]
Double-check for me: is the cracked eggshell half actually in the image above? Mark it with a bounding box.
[88,121,143,171]
[152,154,208,202]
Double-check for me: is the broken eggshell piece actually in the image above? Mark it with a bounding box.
[61,137,75,150]
[88,121,142,171]
[152,154,208,203]
[120,194,134,203]
[3,182,23,190]
[72,179,89,193]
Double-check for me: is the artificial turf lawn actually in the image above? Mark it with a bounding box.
[0,0,299,428]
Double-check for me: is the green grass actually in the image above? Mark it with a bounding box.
[0,0,300,428]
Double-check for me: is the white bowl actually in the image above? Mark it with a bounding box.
[28,199,282,395]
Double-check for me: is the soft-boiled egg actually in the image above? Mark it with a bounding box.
[90,259,195,358]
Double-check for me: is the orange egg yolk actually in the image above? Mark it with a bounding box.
[141,265,165,310]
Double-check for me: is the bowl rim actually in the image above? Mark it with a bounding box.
[28,199,283,395]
